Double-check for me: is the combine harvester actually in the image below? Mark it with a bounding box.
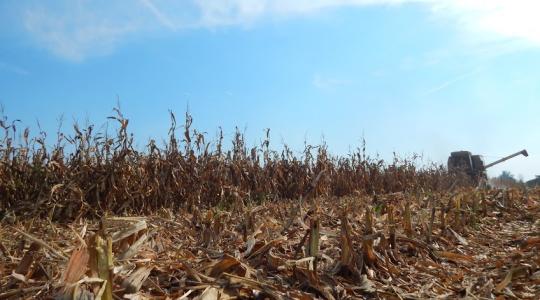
[447,149,528,186]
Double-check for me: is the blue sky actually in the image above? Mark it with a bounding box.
[0,0,539,180]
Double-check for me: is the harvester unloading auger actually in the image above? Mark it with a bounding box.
[447,149,528,185]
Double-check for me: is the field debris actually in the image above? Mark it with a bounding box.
[0,111,538,298]
[1,188,539,299]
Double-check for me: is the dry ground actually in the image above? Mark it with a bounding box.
[1,189,539,299]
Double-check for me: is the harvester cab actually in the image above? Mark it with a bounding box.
[447,149,528,185]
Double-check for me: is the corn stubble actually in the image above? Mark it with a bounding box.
[0,109,539,299]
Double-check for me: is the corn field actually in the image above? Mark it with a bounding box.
[0,110,453,220]
[0,110,538,299]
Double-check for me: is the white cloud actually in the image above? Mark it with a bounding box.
[17,0,540,61]
[432,1,540,41]
[23,2,142,61]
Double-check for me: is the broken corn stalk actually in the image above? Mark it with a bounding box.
[89,230,113,300]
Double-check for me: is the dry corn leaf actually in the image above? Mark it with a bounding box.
[495,269,513,293]
[121,266,153,293]
[209,255,241,277]
[197,286,220,300]
[62,246,89,284]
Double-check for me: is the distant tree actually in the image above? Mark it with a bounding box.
[490,170,523,188]
[499,170,516,182]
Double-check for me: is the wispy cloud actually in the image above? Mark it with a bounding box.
[188,0,415,27]
[23,3,140,62]
[139,0,177,30]
[422,68,481,96]
[312,74,352,90]
[0,61,29,75]
[15,0,540,61]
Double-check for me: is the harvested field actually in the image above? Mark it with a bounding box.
[1,188,539,299]
[1,1,537,298]
[0,113,537,299]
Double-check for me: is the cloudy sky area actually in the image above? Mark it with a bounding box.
[0,0,539,179]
